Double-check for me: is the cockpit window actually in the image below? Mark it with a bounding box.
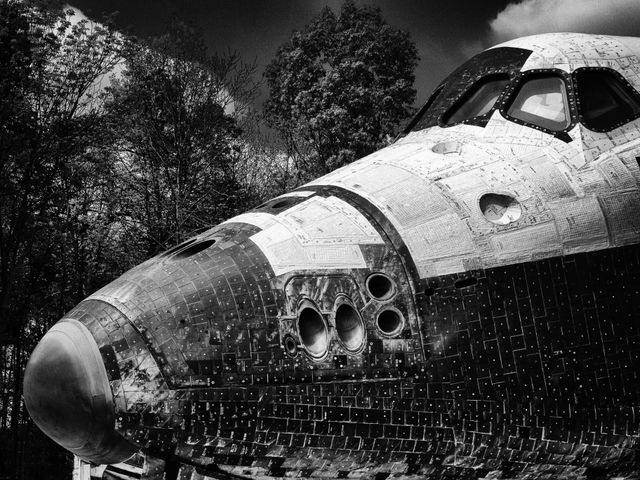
[575,69,640,132]
[407,46,532,133]
[443,75,509,125]
[506,75,570,131]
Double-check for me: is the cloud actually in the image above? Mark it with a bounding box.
[490,0,640,43]
[63,4,92,26]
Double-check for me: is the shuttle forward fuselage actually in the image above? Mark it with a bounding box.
[24,33,640,480]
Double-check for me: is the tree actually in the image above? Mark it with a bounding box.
[0,2,124,477]
[0,8,261,478]
[232,115,301,199]
[103,21,260,257]
[264,0,418,180]
[0,0,124,336]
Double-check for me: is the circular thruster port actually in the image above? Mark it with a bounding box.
[334,299,365,353]
[376,307,405,337]
[171,239,216,260]
[269,196,299,210]
[297,302,329,360]
[161,238,197,257]
[283,335,298,357]
[366,273,396,301]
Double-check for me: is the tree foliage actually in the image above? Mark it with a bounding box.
[103,21,260,256]
[0,5,260,479]
[0,1,124,478]
[264,0,418,179]
[0,0,123,337]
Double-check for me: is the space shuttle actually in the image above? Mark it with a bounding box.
[23,33,640,480]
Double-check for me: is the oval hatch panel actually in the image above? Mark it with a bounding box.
[479,193,521,225]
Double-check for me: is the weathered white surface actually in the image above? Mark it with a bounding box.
[229,33,640,279]
[228,196,384,275]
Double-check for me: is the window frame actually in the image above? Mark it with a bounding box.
[572,66,640,133]
[500,69,577,135]
[401,84,444,136]
[407,46,532,133]
[440,73,511,127]
[408,65,640,138]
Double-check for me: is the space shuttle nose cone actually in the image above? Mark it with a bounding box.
[23,319,136,464]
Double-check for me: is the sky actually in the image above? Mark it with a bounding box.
[68,0,640,107]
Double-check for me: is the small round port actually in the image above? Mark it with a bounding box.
[283,335,298,357]
[269,197,298,210]
[161,238,196,257]
[376,308,404,337]
[172,239,216,260]
[479,193,521,225]
[366,273,395,301]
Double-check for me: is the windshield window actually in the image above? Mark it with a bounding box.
[443,75,509,125]
[408,46,532,133]
[575,69,640,131]
[506,76,570,131]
